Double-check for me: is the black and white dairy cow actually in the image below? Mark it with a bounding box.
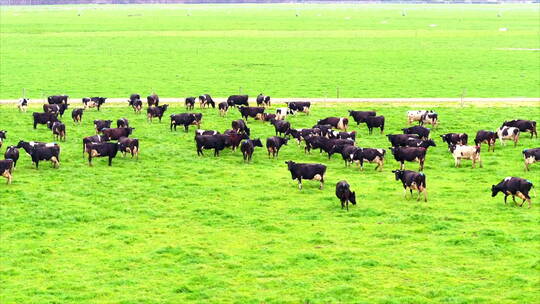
[195,130,220,136]
[240,138,263,162]
[523,148,540,171]
[82,97,106,111]
[275,107,293,120]
[16,141,60,169]
[474,130,497,152]
[0,159,14,184]
[72,108,84,124]
[392,170,427,202]
[94,120,112,133]
[18,98,29,112]
[33,112,58,129]
[86,142,118,166]
[387,134,420,147]
[286,128,318,145]
[199,94,215,108]
[286,101,311,115]
[492,177,535,208]
[449,144,482,168]
[117,118,129,128]
[82,134,109,156]
[497,126,520,146]
[231,119,250,136]
[227,95,249,107]
[43,103,69,118]
[441,133,468,147]
[419,111,438,127]
[218,102,229,116]
[185,97,196,110]
[128,93,140,106]
[336,180,356,211]
[402,126,430,140]
[4,146,19,168]
[502,120,537,138]
[48,121,66,141]
[118,137,139,159]
[351,148,386,171]
[0,130,6,149]
[405,138,436,149]
[390,146,427,171]
[129,94,143,113]
[47,95,68,104]
[407,110,434,125]
[266,136,288,158]
[256,94,271,107]
[239,106,265,121]
[147,93,159,107]
[147,104,169,123]
[317,117,349,131]
[195,134,230,156]
[348,110,376,125]
[285,161,327,190]
[365,115,385,134]
[328,130,356,141]
[270,119,290,136]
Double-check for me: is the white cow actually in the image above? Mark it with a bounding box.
[450,144,482,168]
[497,126,520,146]
[17,98,28,112]
[407,110,434,125]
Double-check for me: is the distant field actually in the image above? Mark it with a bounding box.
[0,4,539,99]
[1,101,539,303]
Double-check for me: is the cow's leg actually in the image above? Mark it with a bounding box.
[478,156,483,168]
[108,156,113,166]
[419,159,424,171]
[298,179,302,190]
[503,195,508,205]
[88,155,93,166]
[346,200,349,211]
[400,162,404,170]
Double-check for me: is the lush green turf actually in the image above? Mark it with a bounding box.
[1,102,539,303]
[0,4,539,99]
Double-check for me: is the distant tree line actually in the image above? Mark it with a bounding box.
[0,0,534,5]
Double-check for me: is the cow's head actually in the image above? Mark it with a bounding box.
[0,130,6,139]
[282,137,289,145]
[285,161,296,170]
[252,139,263,147]
[349,192,357,205]
[389,147,397,155]
[491,184,502,197]
[449,144,457,153]
[392,170,404,181]
[425,139,436,147]
[126,128,135,136]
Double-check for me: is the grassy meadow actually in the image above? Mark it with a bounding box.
[0,101,539,303]
[0,4,539,99]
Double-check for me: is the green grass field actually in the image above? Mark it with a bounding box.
[0,4,539,99]
[1,101,539,303]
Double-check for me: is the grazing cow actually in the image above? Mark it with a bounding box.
[328,130,356,141]
[497,126,520,146]
[218,102,229,116]
[275,107,293,120]
[82,134,109,156]
[338,145,359,167]
[312,124,333,137]
[390,146,427,171]
[336,180,356,211]
[365,115,385,134]
[118,137,139,159]
[195,134,230,156]
[492,177,535,208]
[502,120,537,138]
[352,148,386,171]
[117,118,129,128]
[170,113,199,132]
[285,128,318,144]
[195,130,220,136]
[270,119,290,136]
[0,159,14,184]
[83,97,106,111]
[86,142,118,166]
[474,130,497,152]
[147,104,169,123]
[402,126,430,140]
[4,146,19,168]
[420,112,438,127]
[30,145,61,169]
[266,136,289,158]
[306,137,354,158]
[199,94,215,108]
[48,121,66,141]
[303,135,325,154]
[47,95,68,104]
[71,108,84,124]
[256,94,271,107]
[441,133,468,147]
[18,98,28,112]
[147,93,159,107]
[523,148,540,171]
[128,93,140,106]
[255,113,276,122]
[227,95,249,107]
[129,94,142,113]
[94,120,112,133]
[224,130,249,151]
[407,110,434,125]
[387,134,420,147]
[405,138,436,149]
[240,138,262,162]
[449,145,482,168]
[0,130,6,149]
[239,106,265,121]
[102,127,134,140]
[33,112,58,129]
[285,161,327,190]
[43,103,69,118]
[392,170,427,202]
[185,97,196,110]
[318,117,349,131]
[231,119,250,136]
[348,110,376,125]
[286,101,311,115]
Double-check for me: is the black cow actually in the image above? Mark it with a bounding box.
[492,177,535,208]
[218,102,229,116]
[129,94,142,113]
[338,145,359,167]
[82,134,109,157]
[4,146,19,168]
[147,104,169,123]
[365,115,385,134]
[195,134,230,156]
[223,130,249,151]
[317,117,348,131]
[266,136,288,158]
[16,141,57,157]
[0,130,6,149]
[33,112,58,129]
[387,134,420,147]
[392,170,427,202]
[199,94,215,108]
[239,106,265,121]
[285,128,318,144]
[102,127,134,140]
[48,121,66,141]
[47,95,68,104]
[311,124,333,137]
[502,120,537,138]
[94,120,112,133]
[227,95,249,107]
[286,101,311,115]
[402,126,430,140]
[0,159,14,184]
[147,93,159,107]
[441,133,468,147]
[285,161,327,190]
[117,118,129,128]
[28,145,61,169]
[185,97,196,110]
[231,119,250,136]
[327,141,356,159]
[72,108,84,124]
[390,146,427,171]
[348,110,376,125]
[240,139,262,162]
[118,137,139,159]
[86,142,118,166]
[405,138,436,149]
[336,180,356,211]
[328,130,356,141]
[43,103,69,118]
[523,148,540,171]
[270,119,290,136]
[171,113,199,132]
[18,98,28,112]
[352,148,386,171]
[256,94,271,107]
[83,97,106,111]
[474,130,497,152]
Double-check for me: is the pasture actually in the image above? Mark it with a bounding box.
[1,101,539,303]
